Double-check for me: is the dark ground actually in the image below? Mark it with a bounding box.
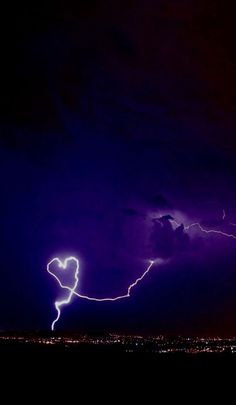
[0,341,234,400]
[1,341,236,371]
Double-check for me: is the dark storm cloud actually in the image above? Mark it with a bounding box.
[121,208,143,217]
[149,216,190,259]
[108,27,135,58]
[2,0,236,152]
[0,1,236,335]
[148,194,171,210]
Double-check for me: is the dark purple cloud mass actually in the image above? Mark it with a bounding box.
[0,1,236,335]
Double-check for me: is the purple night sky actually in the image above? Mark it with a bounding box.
[0,1,236,335]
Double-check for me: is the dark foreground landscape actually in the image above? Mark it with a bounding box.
[1,332,236,368]
[1,334,235,397]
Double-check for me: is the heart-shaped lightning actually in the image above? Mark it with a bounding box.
[47,256,79,330]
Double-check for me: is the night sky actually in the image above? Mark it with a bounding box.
[1,1,236,335]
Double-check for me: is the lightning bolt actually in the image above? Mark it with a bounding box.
[47,257,79,331]
[47,257,157,330]
[218,209,236,228]
[171,220,236,240]
[220,209,236,227]
[48,211,236,330]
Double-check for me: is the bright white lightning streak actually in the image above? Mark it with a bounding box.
[47,257,156,330]
[47,257,79,331]
[171,220,236,240]
[76,260,156,302]
[48,213,236,330]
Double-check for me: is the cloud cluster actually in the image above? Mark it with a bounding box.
[149,215,190,259]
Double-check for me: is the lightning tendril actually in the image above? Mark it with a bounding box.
[47,257,156,330]
[47,211,236,331]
